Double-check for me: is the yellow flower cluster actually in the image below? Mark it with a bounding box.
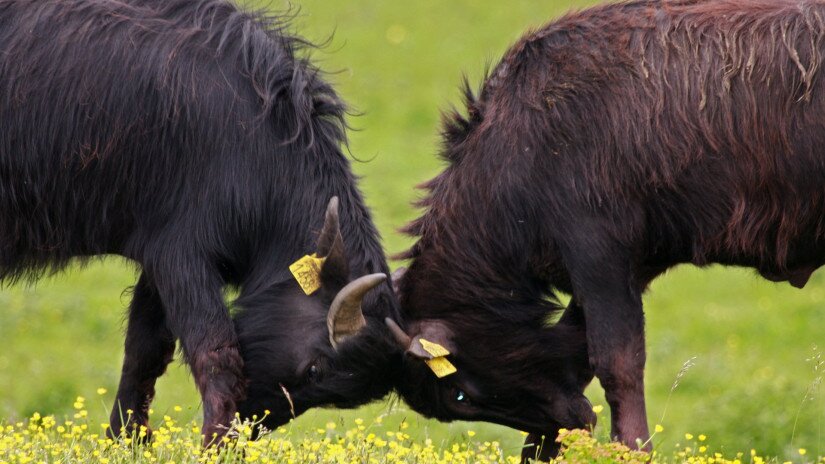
[0,400,521,464]
[555,428,824,464]
[0,395,822,464]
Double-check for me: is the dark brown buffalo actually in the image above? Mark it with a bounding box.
[387,0,825,458]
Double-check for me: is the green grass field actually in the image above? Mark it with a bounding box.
[0,0,823,461]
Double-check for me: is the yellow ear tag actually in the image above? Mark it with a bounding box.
[289,253,326,295]
[418,339,456,378]
[425,357,457,378]
[418,338,451,357]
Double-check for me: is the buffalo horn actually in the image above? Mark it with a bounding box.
[328,273,387,348]
[317,197,341,256]
[390,267,407,295]
[384,317,411,348]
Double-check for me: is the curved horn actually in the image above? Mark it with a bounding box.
[316,196,349,288]
[390,267,407,296]
[317,197,340,257]
[384,317,411,349]
[328,273,387,348]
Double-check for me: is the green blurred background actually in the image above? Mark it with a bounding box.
[1,0,823,460]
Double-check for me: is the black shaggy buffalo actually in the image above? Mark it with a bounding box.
[0,0,402,442]
[387,0,825,458]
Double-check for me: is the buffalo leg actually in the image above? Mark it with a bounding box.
[109,274,176,439]
[558,298,595,390]
[521,433,560,463]
[150,257,245,446]
[521,298,595,464]
[558,298,586,327]
[522,299,592,462]
[560,237,649,449]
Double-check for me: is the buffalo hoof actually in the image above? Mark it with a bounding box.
[521,433,560,463]
[106,420,153,444]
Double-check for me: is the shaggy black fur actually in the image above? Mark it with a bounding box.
[0,0,400,442]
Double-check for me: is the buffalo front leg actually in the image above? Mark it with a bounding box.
[521,299,593,463]
[521,433,560,463]
[149,258,246,446]
[109,274,176,439]
[560,235,650,449]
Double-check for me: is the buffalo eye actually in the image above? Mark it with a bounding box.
[454,389,468,403]
[307,364,319,382]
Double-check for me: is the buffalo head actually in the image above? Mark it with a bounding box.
[234,198,402,430]
[387,267,595,458]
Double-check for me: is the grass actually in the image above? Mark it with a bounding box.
[0,0,823,462]
[0,401,818,463]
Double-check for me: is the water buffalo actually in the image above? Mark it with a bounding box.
[387,0,825,458]
[0,0,401,442]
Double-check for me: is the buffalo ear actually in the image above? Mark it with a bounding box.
[316,197,349,289]
[389,319,456,360]
[327,273,387,348]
